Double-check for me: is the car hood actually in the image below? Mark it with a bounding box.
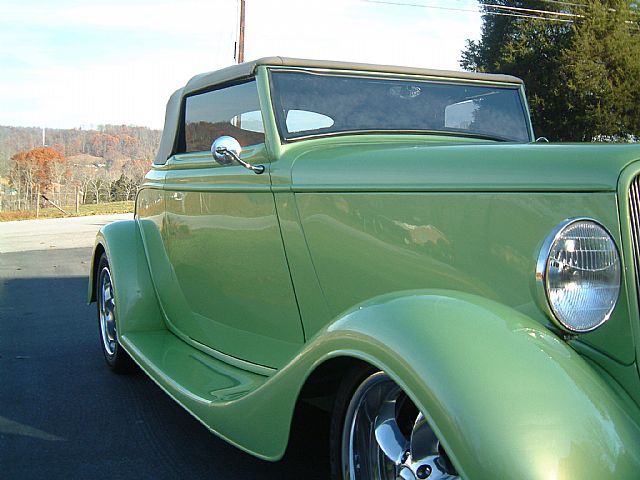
[286,139,640,192]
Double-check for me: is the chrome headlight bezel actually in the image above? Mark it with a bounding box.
[535,217,621,334]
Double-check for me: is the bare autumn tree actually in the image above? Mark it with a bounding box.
[119,158,150,200]
[70,164,94,204]
[48,153,71,204]
[9,146,65,209]
[123,158,149,185]
[85,167,110,205]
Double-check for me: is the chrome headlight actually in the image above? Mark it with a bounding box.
[536,218,621,333]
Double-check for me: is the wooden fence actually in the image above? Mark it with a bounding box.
[1,186,83,214]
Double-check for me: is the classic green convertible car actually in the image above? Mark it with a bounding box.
[89,57,640,479]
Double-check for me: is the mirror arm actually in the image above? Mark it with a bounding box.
[216,147,265,174]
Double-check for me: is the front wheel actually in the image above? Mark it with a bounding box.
[96,253,133,373]
[331,368,459,480]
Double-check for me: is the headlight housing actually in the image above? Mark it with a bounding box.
[536,218,621,333]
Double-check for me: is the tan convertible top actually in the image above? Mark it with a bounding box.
[155,57,524,164]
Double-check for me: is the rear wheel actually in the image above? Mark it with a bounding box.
[96,253,133,373]
[331,367,459,480]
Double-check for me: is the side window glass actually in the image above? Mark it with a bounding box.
[286,110,334,134]
[445,100,477,130]
[445,92,529,141]
[233,110,265,133]
[184,80,265,153]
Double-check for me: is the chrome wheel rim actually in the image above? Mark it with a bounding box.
[98,266,117,356]
[342,372,459,480]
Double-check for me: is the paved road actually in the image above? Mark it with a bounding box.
[0,214,134,253]
[0,215,329,479]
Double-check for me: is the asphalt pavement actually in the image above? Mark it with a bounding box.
[0,215,329,479]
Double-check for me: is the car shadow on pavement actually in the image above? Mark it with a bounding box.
[0,274,330,480]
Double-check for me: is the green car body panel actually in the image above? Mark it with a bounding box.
[89,58,640,478]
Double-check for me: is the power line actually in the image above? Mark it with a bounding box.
[361,0,638,25]
[455,0,586,9]
[362,0,488,15]
[482,0,638,16]
[483,3,582,18]
[536,0,587,8]
[361,0,576,22]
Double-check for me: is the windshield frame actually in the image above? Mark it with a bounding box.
[267,67,534,144]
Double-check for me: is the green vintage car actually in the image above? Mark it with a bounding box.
[89,57,640,479]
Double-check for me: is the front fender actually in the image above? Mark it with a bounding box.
[310,290,640,478]
[88,219,164,333]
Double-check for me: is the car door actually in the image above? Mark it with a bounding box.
[155,79,304,369]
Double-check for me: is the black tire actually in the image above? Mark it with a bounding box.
[330,365,379,480]
[96,252,134,373]
[330,364,458,480]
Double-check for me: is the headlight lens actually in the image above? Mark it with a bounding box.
[537,219,621,333]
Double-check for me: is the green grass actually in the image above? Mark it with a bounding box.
[0,201,134,222]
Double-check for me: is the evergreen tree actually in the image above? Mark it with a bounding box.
[461,1,640,141]
[562,1,640,140]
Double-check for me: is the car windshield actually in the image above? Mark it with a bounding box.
[269,70,531,143]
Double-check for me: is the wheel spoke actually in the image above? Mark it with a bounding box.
[99,284,107,315]
[405,414,459,479]
[410,413,439,463]
[104,297,115,317]
[109,319,116,340]
[374,395,409,465]
[398,468,415,480]
[102,281,111,302]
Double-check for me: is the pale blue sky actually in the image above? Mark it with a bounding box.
[0,0,481,129]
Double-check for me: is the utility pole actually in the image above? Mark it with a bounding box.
[236,0,245,64]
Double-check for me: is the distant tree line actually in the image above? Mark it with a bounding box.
[461,0,639,141]
[0,124,161,176]
[0,125,160,211]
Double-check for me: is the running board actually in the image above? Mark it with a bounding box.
[121,330,267,405]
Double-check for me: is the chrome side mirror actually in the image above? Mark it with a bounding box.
[211,136,265,174]
[212,136,241,166]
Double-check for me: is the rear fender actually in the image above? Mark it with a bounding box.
[88,219,164,333]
